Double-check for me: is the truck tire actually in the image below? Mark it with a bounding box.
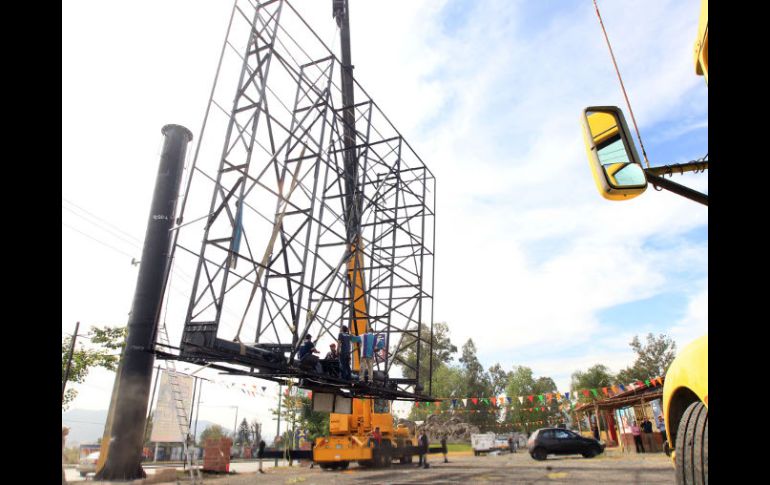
[675,401,708,485]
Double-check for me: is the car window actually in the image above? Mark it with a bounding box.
[540,430,555,439]
[554,430,571,439]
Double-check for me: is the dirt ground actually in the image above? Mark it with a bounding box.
[150,448,675,485]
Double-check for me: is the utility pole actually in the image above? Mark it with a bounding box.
[96,125,193,480]
[62,321,80,403]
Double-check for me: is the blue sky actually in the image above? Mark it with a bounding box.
[63,0,707,438]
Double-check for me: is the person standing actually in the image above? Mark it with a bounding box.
[642,417,653,434]
[631,421,644,453]
[337,325,361,381]
[369,426,382,448]
[657,415,667,443]
[258,439,266,474]
[418,431,430,468]
[360,331,377,383]
[508,436,515,454]
[441,436,449,463]
[592,423,600,441]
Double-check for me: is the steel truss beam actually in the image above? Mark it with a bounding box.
[171,0,435,400]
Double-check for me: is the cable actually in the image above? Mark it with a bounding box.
[62,197,142,244]
[62,205,142,249]
[62,223,136,260]
[593,0,651,169]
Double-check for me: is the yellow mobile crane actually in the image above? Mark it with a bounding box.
[312,246,419,469]
[581,1,707,484]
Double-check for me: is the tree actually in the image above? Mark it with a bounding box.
[408,365,466,421]
[571,364,615,403]
[236,418,251,447]
[616,333,677,383]
[199,424,226,446]
[488,363,511,396]
[270,385,329,448]
[457,339,496,430]
[397,322,457,392]
[61,325,127,410]
[250,419,262,445]
[505,366,561,433]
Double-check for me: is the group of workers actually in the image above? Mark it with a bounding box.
[297,325,386,383]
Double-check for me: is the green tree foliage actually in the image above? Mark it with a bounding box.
[616,333,677,383]
[488,363,512,395]
[199,424,226,446]
[456,339,496,430]
[571,364,615,404]
[270,387,329,446]
[61,325,127,410]
[408,365,466,421]
[505,366,562,433]
[398,322,457,392]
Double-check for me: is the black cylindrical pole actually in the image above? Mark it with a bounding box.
[96,125,192,480]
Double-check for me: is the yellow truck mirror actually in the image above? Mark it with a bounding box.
[581,106,647,200]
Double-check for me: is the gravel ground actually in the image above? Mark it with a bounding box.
[125,448,674,485]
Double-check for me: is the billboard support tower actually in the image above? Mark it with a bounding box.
[96,125,192,480]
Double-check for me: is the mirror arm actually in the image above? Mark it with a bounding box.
[646,160,708,177]
[644,171,708,206]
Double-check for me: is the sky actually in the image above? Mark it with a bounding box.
[62,0,707,442]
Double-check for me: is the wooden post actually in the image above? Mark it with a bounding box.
[594,403,602,440]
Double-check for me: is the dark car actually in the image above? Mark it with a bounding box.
[527,428,605,461]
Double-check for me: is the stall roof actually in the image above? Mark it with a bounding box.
[574,378,665,412]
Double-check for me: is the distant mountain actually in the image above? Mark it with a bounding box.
[62,409,107,446]
[62,408,220,446]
